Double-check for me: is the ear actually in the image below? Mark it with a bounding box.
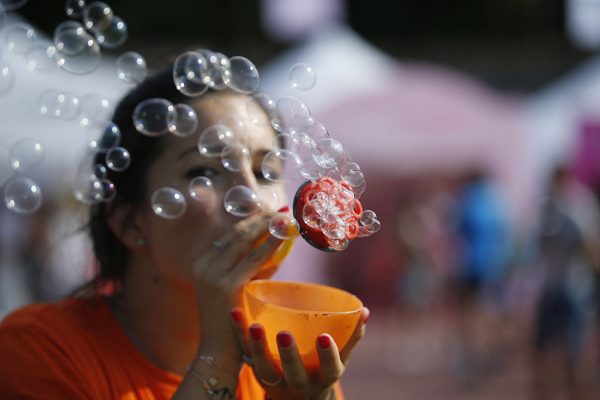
[107,203,148,252]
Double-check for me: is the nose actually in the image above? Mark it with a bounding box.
[233,161,260,193]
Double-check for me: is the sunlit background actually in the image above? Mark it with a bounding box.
[2,0,600,398]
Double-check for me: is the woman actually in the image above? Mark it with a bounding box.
[0,67,369,399]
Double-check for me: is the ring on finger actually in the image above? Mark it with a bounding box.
[260,374,284,386]
[242,354,254,366]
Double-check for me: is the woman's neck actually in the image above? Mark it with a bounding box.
[108,259,200,375]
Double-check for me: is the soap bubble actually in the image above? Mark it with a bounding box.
[93,163,107,179]
[302,202,320,229]
[105,146,130,171]
[73,175,115,204]
[93,15,127,49]
[223,56,260,94]
[53,21,86,55]
[6,24,36,53]
[0,64,15,94]
[217,114,246,140]
[360,210,377,225]
[221,143,249,171]
[351,179,366,199]
[80,94,111,128]
[116,51,146,84]
[38,90,80,119]
[54,26,101,74]
[257,185,279,212]
[328,237,349,251]
[224,185,260,217]
[0,0,28,11]
[311,192,329,214]
[9,138,44,171]
[89,122,120,152]
[269,213,299,239]
[4,176,42,214]
[133,98,175,137]
[66,0,86,17]
[319,212,346,240]
[198,124,235,157]
[25,42,56,71]
[200,50,229,89]
[289,63,317,91]
[313,138,346,169]
[246,92,275,126]
[261,149,302,182]
[340,162,364,187]
[168,103,198,137]
[173,51,208,96]
[83,1,113,31]
[151,187,186,219]
[189,176,214,203]
[304,120,329,141]
[271,96,312,135]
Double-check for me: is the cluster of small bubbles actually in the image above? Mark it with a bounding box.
[201,50,229,90]
[261,149,302,182]
[304,120,329,141]
[133,98,175,137]
[224,185,261,217]
[340,161,364,187]
[80,94,111,128]
[0,0,29,11]
[105,146,130,171]
[37,90,80,119]
[115,51,146,84]
[0,64,15,94]
[168,103,198,137]
[256,185,279,212]
[198,124,235,157]
[288,63,317,91]
[189,176,215,203]
[53,21,101,74]
[269,212,299,240]
[221,143,249,172]
[246,92,275,126]
[9,138,44,172]
[172,51,208,97]
[358,209,381,236]
[6,24,36,53]
[25,41,56,71]
[222,56,260,94]
[151,187,187,219]
[73,173,115,204]
[88,122,120,152]
[4,176,42,214]
[313,138,346,169]
[66,0,86,18]
[271,96,313,135]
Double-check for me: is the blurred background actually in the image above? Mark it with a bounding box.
[3,0,600,399]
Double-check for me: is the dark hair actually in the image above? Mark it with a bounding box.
[84,67,190,294]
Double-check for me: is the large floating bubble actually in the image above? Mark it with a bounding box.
[0,0,28,11]
[83,1,113,31]
[221,143,249,172]
[6,24,36,53]
[4,176,42,214]
[199,50,229,90]
[133,98,175,137]
[189,176,215,203]
[168,103,198,137]
[93,15,127,49]
[289,63,317,91]
[224,185,260,217]
[151,187,187,219]
[0,64,15,94]
[25,42,56,71]
[223,56,260,94]
[9,138,44,172]
[89,122,120,152]
[261,149,302,182]
[173,51,208,97]
[80,94,111,128]
[54,24,101,74]
[66,0,86,18]
[38,90,80,119]
[246,92,275,126]
[198,124,235,157]
[269,213,299,239]
[116,51,146,84]
[271,96,312,135]
[105,146,130,171]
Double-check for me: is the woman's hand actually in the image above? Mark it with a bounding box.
[191,213,283,369]
[231,306,370,400]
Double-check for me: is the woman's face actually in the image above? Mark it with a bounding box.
[136,92,286,286]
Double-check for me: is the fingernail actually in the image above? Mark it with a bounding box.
[277,331,292,348]
[318,334,331,350]
[250,324,264,341]
[230,308,243,323]
[363,307,370,324]
[277,205,290,213]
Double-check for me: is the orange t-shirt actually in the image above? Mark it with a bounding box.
[0,296,344,399]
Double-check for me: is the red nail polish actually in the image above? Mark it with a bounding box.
[250,324,264,341]
[277,205,290,213]
[318,334,331,350]
[230,308,243,323]
[277,331,292,348]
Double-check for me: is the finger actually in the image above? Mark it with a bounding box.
[339,307,369,364]
[316,334,344,386]
[248,323,281,386]
[228,235,283,284]
[277,331,309,390]
[230,307,251,360]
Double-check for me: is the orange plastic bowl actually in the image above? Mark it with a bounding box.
[243,280,363,372]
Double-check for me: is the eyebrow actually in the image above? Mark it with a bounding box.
[178,147,201,159]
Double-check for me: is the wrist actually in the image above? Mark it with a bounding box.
[187,353,240,398]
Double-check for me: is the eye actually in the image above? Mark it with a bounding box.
[186,166,220,180]
[254,169,276,182]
